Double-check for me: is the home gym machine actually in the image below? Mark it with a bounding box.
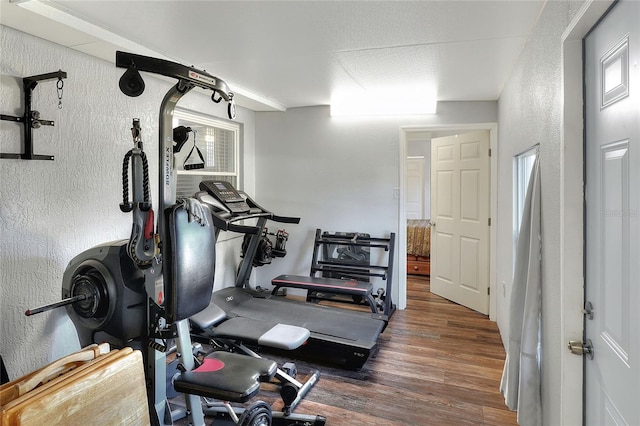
[193,181,388,370]
[24,51,324,426]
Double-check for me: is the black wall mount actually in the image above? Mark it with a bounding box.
[1,70,67,161]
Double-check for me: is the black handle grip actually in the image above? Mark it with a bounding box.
[25,294,87,316]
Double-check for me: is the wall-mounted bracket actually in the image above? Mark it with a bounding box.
[1,70,67,161]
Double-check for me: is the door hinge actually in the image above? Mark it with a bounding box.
[488,217,491,226]
[488,148,492,157]
[583,301,594,320]
[487,287,490,295]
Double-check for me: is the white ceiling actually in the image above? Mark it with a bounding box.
[0,0,545,112]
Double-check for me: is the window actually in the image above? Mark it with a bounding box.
[173,108,241,198]
[513,146,538,256]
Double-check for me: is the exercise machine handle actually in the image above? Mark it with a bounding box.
[196,187,299,234]
[270,214,301,224]
[239,194,300,225]
[207,205,299,234]
[227,223,262,235]
[25,294,87,316]
[121,119,158,268]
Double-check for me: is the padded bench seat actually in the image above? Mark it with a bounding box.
[271,274,382,316]
[173,349,277,402]
[190,302,228,329]
[271,274,373,297]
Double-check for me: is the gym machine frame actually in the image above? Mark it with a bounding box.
[115,51,321,425]
[25,51,323,425]
[116,50,238,424]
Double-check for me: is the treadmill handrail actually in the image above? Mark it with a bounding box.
[201,190,300,234]
[210,210,300,233]
[271,214,301,224]
[239,192,301,225]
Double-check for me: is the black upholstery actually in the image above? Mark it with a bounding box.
[163,204,216,323]
[163,201,277,404]
[272,274,374,297]
[173,351,276,402]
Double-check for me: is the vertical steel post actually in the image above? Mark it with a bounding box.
[145,83,194,425]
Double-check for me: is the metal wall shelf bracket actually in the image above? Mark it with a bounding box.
[1,70,67,161]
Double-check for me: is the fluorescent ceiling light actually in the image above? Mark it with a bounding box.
[330,90,437,117]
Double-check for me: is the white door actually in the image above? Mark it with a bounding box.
[406,156,425,219]
[430,130,490,314]
[584,0,640,424]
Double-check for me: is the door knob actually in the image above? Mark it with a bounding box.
[568,339,594,359]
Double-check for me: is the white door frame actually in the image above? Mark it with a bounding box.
[398,123,498,319]
[406,156,426,219]
[561,0,614,423]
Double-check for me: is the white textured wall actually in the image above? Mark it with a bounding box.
[253,102,497,307]
[495,1,584,424]
[0,26,255,379]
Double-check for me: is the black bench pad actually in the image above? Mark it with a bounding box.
[173,351,276,402]
[212,317,310,350]
[271,274,373,296]
[190,302,227,329]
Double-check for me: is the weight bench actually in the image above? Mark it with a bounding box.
[270,229,396,321]
[190,302,320,414]
[271,274,380,316]
[164,201,324,426]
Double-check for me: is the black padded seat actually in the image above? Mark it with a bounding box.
[271,274,374,297]
[173,351,277,402]
[164,202,279,404]
[190,302,227,329]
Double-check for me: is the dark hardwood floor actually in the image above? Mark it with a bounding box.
[174,275,517,425]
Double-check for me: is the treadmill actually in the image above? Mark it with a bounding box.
[196,180,386,369]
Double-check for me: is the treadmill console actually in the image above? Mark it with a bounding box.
[199,180,251,214]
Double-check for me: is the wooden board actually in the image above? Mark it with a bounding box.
[1,347,149,425]
[0,344,110,406]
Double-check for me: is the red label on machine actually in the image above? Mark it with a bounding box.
[188,70,216,86]
[144,209,154,240]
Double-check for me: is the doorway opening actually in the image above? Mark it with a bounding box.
[398,123,498,319]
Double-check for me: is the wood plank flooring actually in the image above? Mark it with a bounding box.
[174,276,517,425]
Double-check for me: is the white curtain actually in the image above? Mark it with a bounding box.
[501,154,541,426]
